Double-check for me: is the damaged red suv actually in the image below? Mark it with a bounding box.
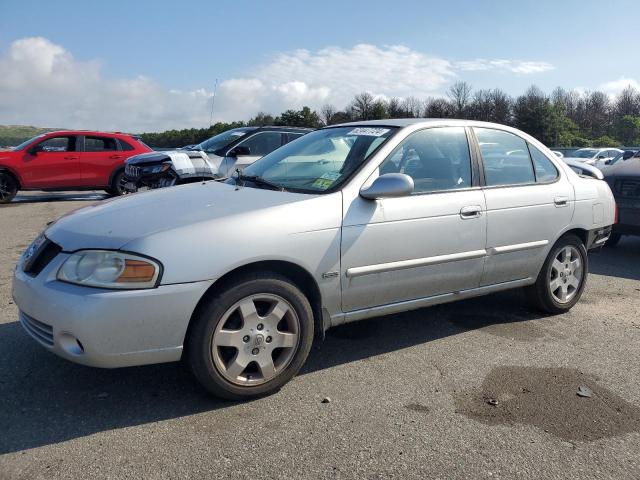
[0,131,152,203]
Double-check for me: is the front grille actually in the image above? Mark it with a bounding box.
[20,312,54,346]
[615,178,640,198]
[23,239,62,277]
[125,164,141,177]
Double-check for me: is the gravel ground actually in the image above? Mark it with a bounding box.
[1,191,639,480]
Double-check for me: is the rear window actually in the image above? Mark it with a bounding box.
[118,138,135,151]
[475,128,535,186]
[85,136,118,152]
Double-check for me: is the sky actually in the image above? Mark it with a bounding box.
[0,0,638,132]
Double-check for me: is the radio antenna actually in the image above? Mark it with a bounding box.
[209,79,218,127]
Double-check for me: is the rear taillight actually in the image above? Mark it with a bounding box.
[614,202,618,224]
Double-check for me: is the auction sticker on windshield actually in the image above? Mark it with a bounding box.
[347,127,390,137]
[311,171,341,189]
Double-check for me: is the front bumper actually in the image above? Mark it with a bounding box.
[12,252,213,368]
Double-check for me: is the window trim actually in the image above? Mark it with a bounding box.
[470,127,561,189]
[35,135,79,153]
[526,141,560,185]
[371,125,480,197]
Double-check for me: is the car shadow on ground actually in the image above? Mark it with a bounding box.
[588,235,640,281]
[9,192,109,204]
[0,290,538,454]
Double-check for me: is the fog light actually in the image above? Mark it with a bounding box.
[58,332,84,356]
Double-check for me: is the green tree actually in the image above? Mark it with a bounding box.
[614,115,640,145]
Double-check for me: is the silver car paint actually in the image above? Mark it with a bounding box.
[13,119,615,368]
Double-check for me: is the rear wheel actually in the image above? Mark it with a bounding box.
[105,170,125,196]
[187,273,314,400]
[0,172,18,203]
[526,234,588,314]
[605,232,621,247]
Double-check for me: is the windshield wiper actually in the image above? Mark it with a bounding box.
[235,170,286,191]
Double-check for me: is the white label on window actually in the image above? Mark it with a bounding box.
[347,127,390,137]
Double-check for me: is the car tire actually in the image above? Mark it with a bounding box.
[526,234,588,314]
[0,172,18,203]
[187,272,314,400]
[605,232,621,248]
[106,170,125,196]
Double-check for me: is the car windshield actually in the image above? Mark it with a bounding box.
[12,134,46,151]
[195,128,256,154]
[572,149,598,158]
[234,126,397,193]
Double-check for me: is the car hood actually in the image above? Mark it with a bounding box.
[46,181,314,251]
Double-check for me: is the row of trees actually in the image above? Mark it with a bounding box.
[141,83,640,148]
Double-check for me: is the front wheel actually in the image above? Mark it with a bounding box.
[526,234,588,314]
[0,172,18,203]
[186,273,314,400]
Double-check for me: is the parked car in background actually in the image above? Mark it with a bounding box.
[552,150,564,158]
[13,119,615,400]
[565,147,624,167]
[122,126,312,192]
[604,150,637,168]
[603,152,640,246]
[0,131,151,203]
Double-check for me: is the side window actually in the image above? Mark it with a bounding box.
[237,132,284,156]
[378,127,472,194]
[84,136,118,152]
[286,132,306,143]
[475,128,535,186]
[118,139,135,151]
[528,143,559,183]
[37,136,77,152]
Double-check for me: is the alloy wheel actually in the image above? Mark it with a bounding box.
[549,245,583,304]
[211,293,300,386]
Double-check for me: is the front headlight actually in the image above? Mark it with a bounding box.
[57,250,162,289]
[143,163,171,174]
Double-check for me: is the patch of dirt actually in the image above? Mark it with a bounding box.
[455,366,640,442]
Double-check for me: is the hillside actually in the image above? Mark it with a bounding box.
[0,125,61,147]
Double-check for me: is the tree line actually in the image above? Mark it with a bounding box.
[140,82,640,148]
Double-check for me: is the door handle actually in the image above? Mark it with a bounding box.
[110,154,123,159]
[554,196,569,207]
[64,156,79,160]
[460,205,482,219]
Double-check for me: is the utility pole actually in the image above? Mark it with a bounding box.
[209,79,218,127]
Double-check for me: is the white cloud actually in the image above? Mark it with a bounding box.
[599,77,640,95]
[0,37,555,132]
[455,59,554,74]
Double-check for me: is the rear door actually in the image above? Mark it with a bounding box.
[20,135,81,188]
[473,127,574,286]
[78,135,123,187]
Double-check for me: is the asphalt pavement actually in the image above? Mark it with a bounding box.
[1,192,639,479]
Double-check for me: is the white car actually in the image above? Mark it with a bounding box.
[566,148,624,167]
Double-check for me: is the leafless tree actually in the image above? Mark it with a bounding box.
[320,104,336,126]
[350,92,376,120]
[424,97,454,118]
[387,97,403,118]
[615,85,640,117]
[447,81,472,118]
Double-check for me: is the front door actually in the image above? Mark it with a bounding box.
[21,135,80,188]
[220,132,285,177]
[341,126,487,312]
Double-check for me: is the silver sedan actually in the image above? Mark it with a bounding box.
[13,119,616,399]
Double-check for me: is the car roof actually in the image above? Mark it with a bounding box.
[41,130,135,137]
[328,118,520,130]
[254,126,314,132]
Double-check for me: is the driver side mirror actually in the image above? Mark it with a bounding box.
[360,173,414,200]
[29,144,44,155]
[597,155,606,160]
[228,145,251,157]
